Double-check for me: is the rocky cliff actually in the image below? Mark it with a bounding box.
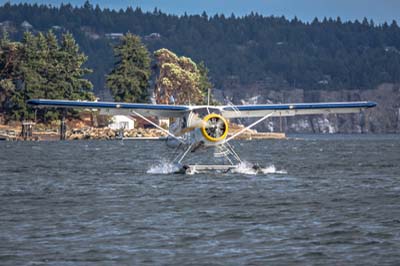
[215,83,400,133]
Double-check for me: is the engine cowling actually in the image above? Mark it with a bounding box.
[201,113,229,143]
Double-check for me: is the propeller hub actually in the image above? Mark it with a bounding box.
[201,113,229,142]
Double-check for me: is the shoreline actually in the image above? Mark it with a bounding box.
[0,122,287,141]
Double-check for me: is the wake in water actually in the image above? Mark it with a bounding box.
[146,161,181,174]
[147,160,287,175]
[232,161,287,175]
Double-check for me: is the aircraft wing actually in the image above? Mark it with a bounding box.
[28,99,377,118]
[221,101,377,118]
[27,99,190,117]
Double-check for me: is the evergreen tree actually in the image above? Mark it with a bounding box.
[198,61,213,102]
[1,3,400,95]
[59,32,93,100]
[11,31,42,120]
[1,31,93,121]
[0,32,20,115]
[106,33,151,102]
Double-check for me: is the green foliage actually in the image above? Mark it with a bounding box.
[198,61,213,100]
[1,3,400,94]
[59,32,93,100]
[106,33,151,102]
[0,32,22,119]
[0,30,93,122]
[0,32,20,115]
[154,48,212,104]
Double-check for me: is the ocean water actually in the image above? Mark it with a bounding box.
[0,135,400,265]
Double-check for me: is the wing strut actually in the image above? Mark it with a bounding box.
[177,143,195,164]
[225,112,275,143]
[224,142,243,163]
[130,110,186,144]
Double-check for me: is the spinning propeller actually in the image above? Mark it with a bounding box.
[175,113,229,142]
[201,113,229,142]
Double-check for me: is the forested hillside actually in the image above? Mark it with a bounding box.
[1,2,400,96]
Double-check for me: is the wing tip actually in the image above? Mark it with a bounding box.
[27,99,40,105]
[366,101,377,108]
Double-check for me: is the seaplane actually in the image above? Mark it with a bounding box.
[27,98,376,174]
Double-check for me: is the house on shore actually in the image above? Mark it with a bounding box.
[108,115,136,131]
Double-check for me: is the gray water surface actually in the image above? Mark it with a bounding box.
[1,135,400,265]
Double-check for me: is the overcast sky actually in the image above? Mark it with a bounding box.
[4,0,400,23]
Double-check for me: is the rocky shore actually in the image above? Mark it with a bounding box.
[0,122,286,141]
[67,127,168,140]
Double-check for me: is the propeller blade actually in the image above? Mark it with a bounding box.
[190,116,207,128]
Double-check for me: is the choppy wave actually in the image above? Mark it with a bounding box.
[1,137,399,265]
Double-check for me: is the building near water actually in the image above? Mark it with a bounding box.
[108,115,136,131]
